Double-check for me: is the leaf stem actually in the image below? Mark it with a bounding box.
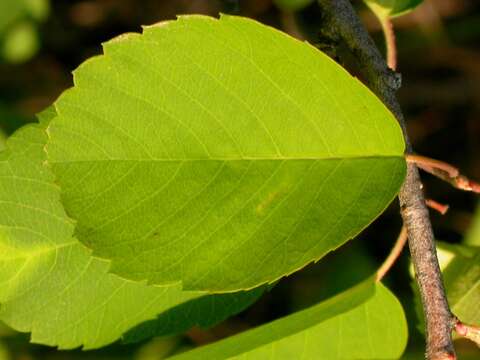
[407,154,480,193]
[375,197,448,283]
[380,17,397,70]
[454,319,480,347]
[316,1,456,358]
[406,155,459,178]
[425,199,449,215]
[376,226,408,282]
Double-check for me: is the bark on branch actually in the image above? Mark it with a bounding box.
[315,1,456,359]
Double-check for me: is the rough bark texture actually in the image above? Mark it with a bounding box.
[316,1,456,359]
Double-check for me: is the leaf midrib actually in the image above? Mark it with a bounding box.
[48,155,404,164]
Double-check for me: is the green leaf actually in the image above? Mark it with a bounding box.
[412,243,480,334]
[0,110,262,349]
[364,0,423,20]
[465,202,480,246]
[169,281,407,359]
[46,15,406,292]
[273,0,314,12]
[442,245,480,326]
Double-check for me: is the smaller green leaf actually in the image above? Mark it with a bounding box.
[442,245,480,326]
[274,0,314,12]
[413,243,480,334]
[465,202,480,246]
[364,0,423,21]
[169,281,408,360]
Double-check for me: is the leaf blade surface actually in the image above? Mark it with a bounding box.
[46,15,406,291]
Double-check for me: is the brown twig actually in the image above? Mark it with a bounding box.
[406,155,459,178]
[426,199,449,215]
[376,226,408,282]
[380,17,397,70]
[376,198,448,282]
[316,1,456,358]
[376,197,448,282]
[407,154,480,193]
[455,320,480,347]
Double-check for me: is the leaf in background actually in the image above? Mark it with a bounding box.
[0,1,25,35]
[442,245,480,326]
[46,15,406,292]
[0,0,49,33]
[0,110,263,349]
[169,281,408,360]
[465,202,480,246]
[364,0,423,20]
[412,243,480,334]
[1,21,39,64]
[273,0,314,12]
[23,0,50,22]
[0,0,49,63]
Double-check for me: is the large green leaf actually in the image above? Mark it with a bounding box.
[170,281,407,359]
[0,110,262,349]
[46,15,406,292]
[364,0,423,20]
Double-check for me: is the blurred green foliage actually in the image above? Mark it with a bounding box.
[273,0,314,12]
[0,0,49,63]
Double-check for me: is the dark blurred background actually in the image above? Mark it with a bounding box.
[0,0,479,359]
